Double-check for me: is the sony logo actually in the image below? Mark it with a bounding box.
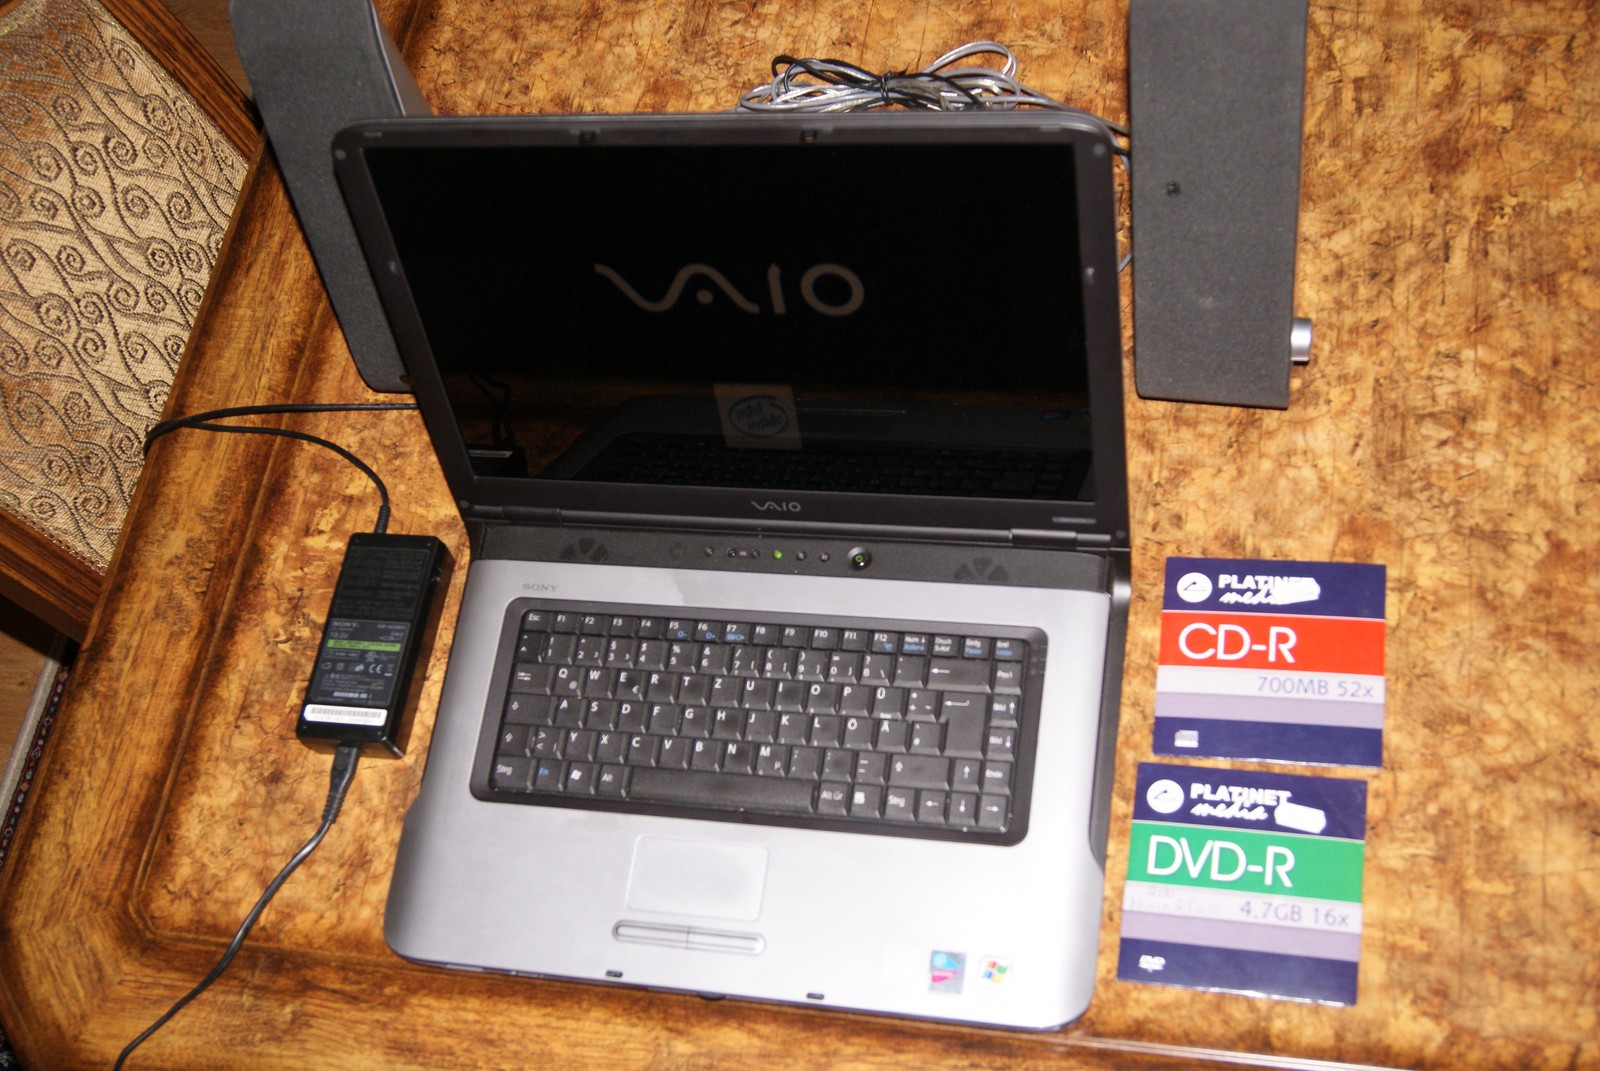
[522,583,559,592]
[594,262,864,317]
[751,500,802,513]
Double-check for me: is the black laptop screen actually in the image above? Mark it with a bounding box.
[357,122,1110,520]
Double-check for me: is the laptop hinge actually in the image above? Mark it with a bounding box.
[1011,528,1114,550]
[463,504,562,524]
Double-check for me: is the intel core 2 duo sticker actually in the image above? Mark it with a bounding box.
[1155,557,1387,767]
[929,951,966,993]
[1118,762,1368,1005]
[714,382,803,451]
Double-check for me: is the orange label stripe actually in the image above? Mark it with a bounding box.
[1159,612,1386,675]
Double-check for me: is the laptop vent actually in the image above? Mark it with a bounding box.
[954,557,1010,584]
[558,537,611,563]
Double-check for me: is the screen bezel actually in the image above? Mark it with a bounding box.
[334,111,1128,548]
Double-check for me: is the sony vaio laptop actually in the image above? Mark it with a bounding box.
[333,110,1130,1029]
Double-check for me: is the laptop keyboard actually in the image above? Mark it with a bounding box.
[478,602,1044,844]
[577,433,1091,501]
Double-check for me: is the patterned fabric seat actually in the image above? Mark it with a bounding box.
[0,0,254,636]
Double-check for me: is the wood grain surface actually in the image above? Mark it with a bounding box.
[1,1,1596,1069]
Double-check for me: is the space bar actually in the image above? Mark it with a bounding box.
[628,769,816,813]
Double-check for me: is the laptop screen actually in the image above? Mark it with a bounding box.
[341,114,1125,543]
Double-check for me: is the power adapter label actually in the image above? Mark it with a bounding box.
[303,618,414,725]
[298,533,450,754]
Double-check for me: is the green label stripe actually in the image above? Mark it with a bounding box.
[326,639,403,652]
[1128,820,1364,902]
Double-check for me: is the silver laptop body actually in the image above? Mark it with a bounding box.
[334,110,1129,1029]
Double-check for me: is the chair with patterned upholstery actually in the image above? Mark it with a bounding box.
[0,0,255,640]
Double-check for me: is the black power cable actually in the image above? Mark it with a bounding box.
[143,402,420,534]
[112,743,361,1070]
[115,400,420,1066]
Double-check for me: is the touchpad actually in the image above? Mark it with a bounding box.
[625,837,768,921]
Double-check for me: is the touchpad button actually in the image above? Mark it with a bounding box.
[625,837,768,921]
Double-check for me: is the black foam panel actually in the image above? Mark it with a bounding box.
[1128,0,1309,408]
[232,0,429,393]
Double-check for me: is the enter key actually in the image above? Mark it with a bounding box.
[940,695,987,757]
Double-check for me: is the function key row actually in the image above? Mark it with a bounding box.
[521,610,1025,660]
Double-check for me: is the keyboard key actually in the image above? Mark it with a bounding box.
[926,658,989,691]
[894,655,927,686]
[788,746,823,780]
[492,757,533,791]
[941,695,986,758]
[628,768,815,812]
[882,789,916,821]
[837,685,872,717]
[977,795,1008,830]
[804,682,841,714]
[503,694,549,725]
[563,729,596,761]
[908,722,943,755]
[992,662,1025,694]
[850,785,883,818]
[721,741,756,774]
[690,739,720,771]
[876,720,910,752]
[841,715,874,749]
[657,737,693,770]
[542,635,577,664]
[817,783,851,815]
[563,762,597,793]
[596,765,628,796]
[533,759,561,790]
[986,728,1017,760]
[854,752,888,784]
[827,652,861,682]
[496,724,530,756]
[871,686,906,718]
[949,792,978,825]
[776,713,809,746]
[510,663,554,693]
[905,689,940,721]
[952,758,983,792]
[981,761,1013,795]
[596,731,626,764]
[888,755,950,790]
[917,790,948,824]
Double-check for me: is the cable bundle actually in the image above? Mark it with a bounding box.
[736,40,1128,141]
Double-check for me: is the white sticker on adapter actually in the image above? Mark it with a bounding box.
[302,703,386,726]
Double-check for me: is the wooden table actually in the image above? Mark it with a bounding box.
[3,1,1596,1067]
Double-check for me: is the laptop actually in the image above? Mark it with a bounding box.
[333,110,1130,1029]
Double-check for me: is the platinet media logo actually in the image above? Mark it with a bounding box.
[1175,568,1321,607]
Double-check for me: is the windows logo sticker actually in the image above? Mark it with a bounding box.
[979,956,1012,986]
